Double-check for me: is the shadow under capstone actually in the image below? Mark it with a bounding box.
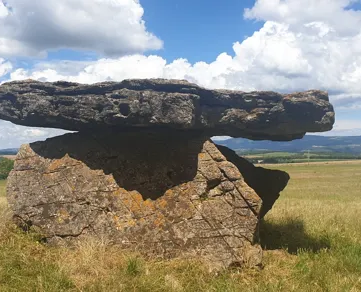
[30,129,206,200]
[29,129,290,216]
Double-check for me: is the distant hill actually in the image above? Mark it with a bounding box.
[214,135,361,154]
[0,148,18,155]
[2,136,361,156]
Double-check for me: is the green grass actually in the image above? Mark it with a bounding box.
[0,161,361,291]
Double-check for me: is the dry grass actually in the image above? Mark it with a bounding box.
[0,161,361,291]
[0,155,16,160]
[0,180,6,197]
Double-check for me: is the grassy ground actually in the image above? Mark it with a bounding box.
[0,161,361,291]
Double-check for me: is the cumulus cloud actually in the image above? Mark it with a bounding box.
[6,19,361,109]
[0,0,162,57]
[4,1,361,99]
[244,0,361,36]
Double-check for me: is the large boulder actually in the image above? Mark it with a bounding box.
[0,79,334,140]
[7,130,277,268]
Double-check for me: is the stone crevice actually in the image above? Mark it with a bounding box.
[47,225,91,240]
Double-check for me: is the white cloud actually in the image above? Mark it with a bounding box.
[244,0,361,36]
[0,121,68,148]
[6,19,361,103]
[0,0,162,57]
[331,93,361,110]
[0,1,8,17]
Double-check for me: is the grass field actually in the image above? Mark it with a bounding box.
[0,161,361,291]
[243,151,361,164]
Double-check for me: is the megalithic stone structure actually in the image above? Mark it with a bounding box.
[0,79,335,269]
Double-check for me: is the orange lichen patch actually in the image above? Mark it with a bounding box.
[156,188,185,211]
[121,192,144,215]
[142,199,156,212]
[163,189,175,197]
[113,188,132,198]
[156,197,168,210]
[198,152,209,160]
[112,189,125,197]
[152,213,166,228]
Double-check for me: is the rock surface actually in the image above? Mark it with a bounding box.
[216,145,290,218]
[0,79,335,140]
[6,130,288,269]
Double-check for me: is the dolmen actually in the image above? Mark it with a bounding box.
[0,79,335,269]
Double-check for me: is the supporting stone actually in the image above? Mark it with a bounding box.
[7,130,289,268]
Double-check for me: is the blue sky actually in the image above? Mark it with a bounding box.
[0,0,361,148]
[141,0,263,63]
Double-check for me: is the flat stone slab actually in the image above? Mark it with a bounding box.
[0,79,335,140]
